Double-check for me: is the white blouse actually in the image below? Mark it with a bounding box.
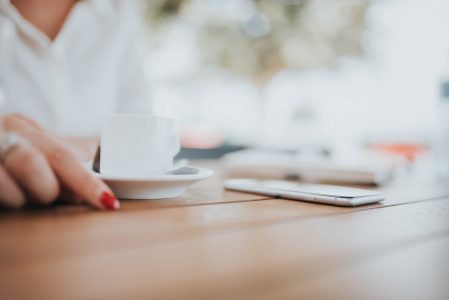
[0,0,152,136]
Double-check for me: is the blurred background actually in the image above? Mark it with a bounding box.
[141,0,449,171]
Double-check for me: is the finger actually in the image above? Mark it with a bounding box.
[59,185,84,204]
[15,115,43,130]
[3,142,60,205]
[0,164,25,209]
[19,131,119,210]
[2,114,43,131]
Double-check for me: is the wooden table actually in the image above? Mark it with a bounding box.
[1,161,448,300]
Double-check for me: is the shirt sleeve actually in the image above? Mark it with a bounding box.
[115,1,153,115]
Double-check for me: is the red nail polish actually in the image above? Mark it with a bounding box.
[99,191,119,210]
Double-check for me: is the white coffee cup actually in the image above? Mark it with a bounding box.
[100,114,180,176]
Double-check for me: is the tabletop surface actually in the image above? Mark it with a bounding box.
[1,161,448,300]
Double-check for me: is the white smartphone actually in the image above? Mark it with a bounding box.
[224,179,385,207]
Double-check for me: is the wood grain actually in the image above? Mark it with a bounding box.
[1,162,448,300]
[1,180,448,269]
[256,234,449,300]
[1,197,448,299]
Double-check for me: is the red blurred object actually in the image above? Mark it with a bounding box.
[181,129,223,149]
[370,143,428,162]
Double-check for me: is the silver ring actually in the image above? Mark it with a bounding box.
[0,133,28,162]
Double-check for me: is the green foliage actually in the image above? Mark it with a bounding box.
[145,0,371,83]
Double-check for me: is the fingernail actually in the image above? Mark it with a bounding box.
[99,191,120,210]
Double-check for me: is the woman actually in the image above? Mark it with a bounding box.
[0,0,153,210]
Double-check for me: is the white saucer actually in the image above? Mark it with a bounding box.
[94,166,214,200]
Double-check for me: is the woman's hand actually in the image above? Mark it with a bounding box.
[0,114,119,210]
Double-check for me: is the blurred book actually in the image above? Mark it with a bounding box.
[222,149,397,186]
[176,144,246,160]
